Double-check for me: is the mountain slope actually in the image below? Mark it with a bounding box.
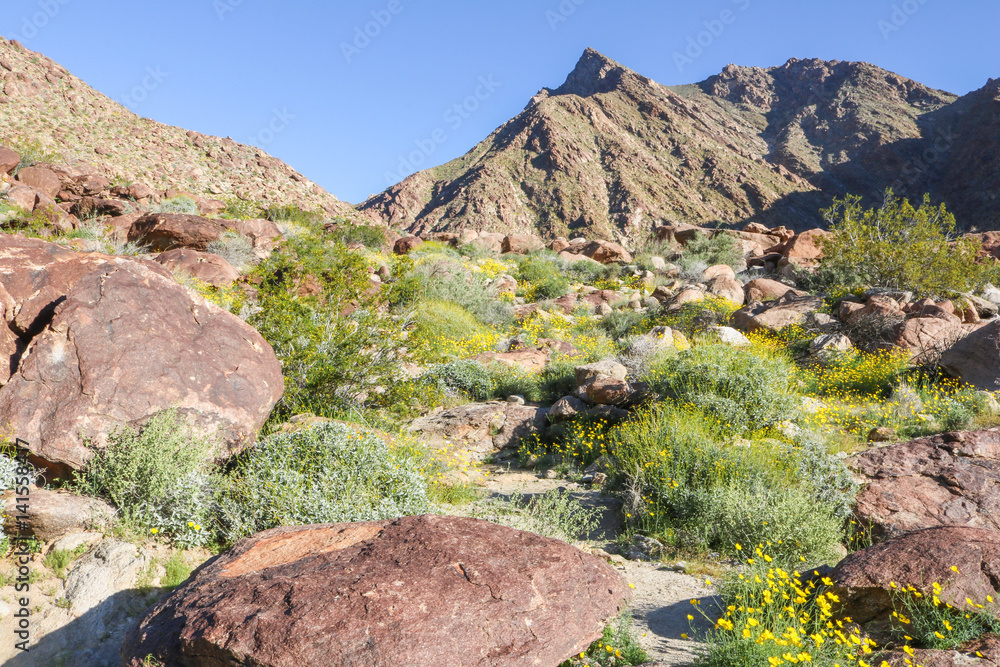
[0,36,353,216]
[359,48,989,240]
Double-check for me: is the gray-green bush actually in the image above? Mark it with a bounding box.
[153,196,199,215]
[645,344,797,434]
[73,410,217,548]
[217,422,429,542]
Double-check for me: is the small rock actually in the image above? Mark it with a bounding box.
[868,426,897,443]
[507,395,526,406]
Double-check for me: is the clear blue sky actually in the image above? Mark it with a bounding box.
[3,0,998,205]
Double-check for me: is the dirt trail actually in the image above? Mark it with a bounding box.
[482,467,719,666]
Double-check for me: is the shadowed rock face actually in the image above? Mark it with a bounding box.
[121,515,631,667]
[358,49,1000,241]
[0,234,283,472]
[849,428,1000,541]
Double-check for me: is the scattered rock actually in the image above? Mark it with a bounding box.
[122,516,630,667]
[408,401,548,459]
[581,239,633,264]
[15,165,61,198]
[708,326,751,347]
[549,396,588,423]
[867,426,897,443]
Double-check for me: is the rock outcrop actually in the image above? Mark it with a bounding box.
[121,515,630,667]
[0,234,283,472]
[850,428,1000,541]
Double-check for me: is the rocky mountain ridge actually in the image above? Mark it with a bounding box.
[0,35,353,216]
[359,48,999,241]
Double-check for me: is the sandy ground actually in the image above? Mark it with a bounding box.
[482,467,719,666]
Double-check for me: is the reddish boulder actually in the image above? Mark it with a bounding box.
[707,276,745,305]
[127,212,227,251]
[502,233,545,255]
[475,348,549,374]
[5,184,37,212]
[829,526,1000,640]
[549,236,571,253]
[890,317,965,363]
[393,235,423,255]
[121,515,630,667]
[733,293,824,332]
[581,239,633,264]
[111,182,156,201]
[779,228,829,264]
[0,235,283,471]
[15,165,61,198]
[940,320,1000,390]
[743,278,801,303]
[0,147,19,174]
[155,248,241,286]
[227,217,283,251]
[850,428,1000,541]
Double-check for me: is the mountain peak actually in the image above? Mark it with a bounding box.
[550,48,632,97]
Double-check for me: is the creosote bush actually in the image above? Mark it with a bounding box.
[217,421,429,543]
[816,189,1000,296]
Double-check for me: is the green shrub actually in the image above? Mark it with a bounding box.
[329,223,388,249]
[221,197,262,220]
[409,300,500,362]
[611,405,843,562]
[652,295,740,337]
[517,255,571,301]
[645,344,797,434]
[154,196,199,215]
[217,421,429,542]
[599,310,645,342]
[817,190,1000,296]
[4,137,59,173]
[414,259,514,328]
[160,552,194,590]
[471,489,600,543]
[205,231,257,273]
[567,611,649,666]
[676,232,742,276]
[423,360,494,401]
[73,410,217,548]
[248,232,403,420]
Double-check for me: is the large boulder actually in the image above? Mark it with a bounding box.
[850,428,1000,541]
[829,526,1000,641]
[407,401,548,459]
[393,235,423,255]
[581,239,632,264]
[743,278,802,303]
[0,234,284,472]
[155,248,241,286]
[15,165,61,198]
[502,233,545,255]
[890,316,965,363]
[121,516,630,667]
[732,293,824,332]
[127,212,227,251]
[940,320,1000,390]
